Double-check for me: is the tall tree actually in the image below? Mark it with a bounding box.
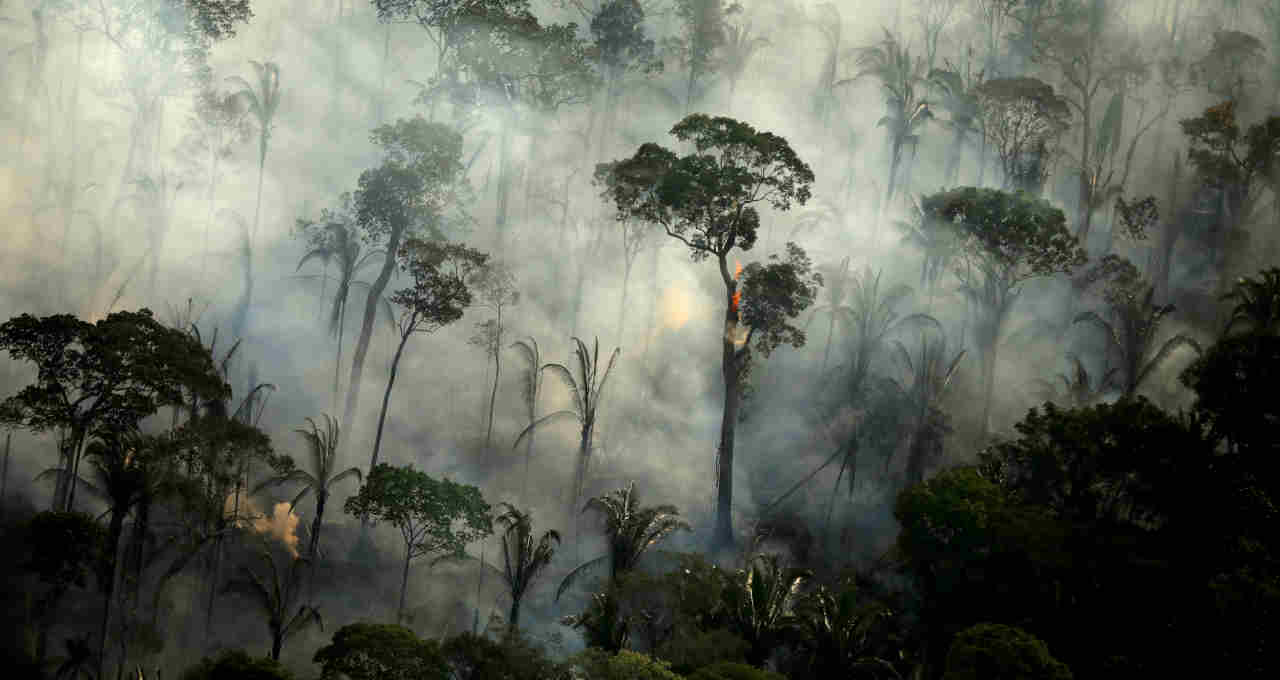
[928,53,984,186]
[718,19,769,107]
[922,187,1086,434]
[228,60,283,340]
[600,114,820,548]
[1073,284,1202,398]
[1030,0,1148,244]
[0,309,227,512]
[467,262,518,450]
[509,337,552,501]
[345,463,492,623]
[222,550,322,661]
[341,117,468,451]
[975,77,1071,194]
[492,503,559,634]
[253,415,362,565]
[665,0,740,113]
[370,238,488,475]
[295,207,391,412]
[179,85,250,289]
[513,337,619,523]
[849,30,933,214]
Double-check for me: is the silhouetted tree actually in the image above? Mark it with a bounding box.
[600,114,819,549]
[492,504,560,634]
[223,551,322,661]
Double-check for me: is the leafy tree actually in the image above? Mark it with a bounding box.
[942,623,1072,680]
[221,550,321,661]
[850,30,932,212]
[664,0,740,112]
[570,649,683,680]
[1190,30,1265,106]
[975,77,1071,194]
[179,649,296,680]
[344,464,492,622]
[489,503,560,634]
[686,662,787,680]
[340,117,469,453]
[24,511,104,666]
[721,553,808,666]
[591,0,660,153]
[513,337,619,522]
[1179,101,1280,282]
[839,266,938,401]
[0,309,228,512]
[894,466,1065,678]
[1029,0,1148,243]
[441,631,569,680]
[600,114,818,548]
[369,238,487,476]
[467,261,518,450]
[1181,332,1280,456]
[294,209,390,412]
[228,60,283,340]
[253,415,361,564]
[130,171,184,302]
[922,187,1086,434]
[313,623,449,680]
[1029,353,1115,408]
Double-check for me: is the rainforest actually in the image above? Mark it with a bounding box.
[0,1,1276,679]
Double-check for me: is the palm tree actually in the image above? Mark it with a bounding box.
[841,266,940,399]
[510,338,553,501]
[228,61,282,339]
[513,337,620,522]
[1073,286,1202,398]
[1222,266,1280,337]
[928,54,983,186]
[845,30,932,215]
[720,21,770,107]
[222,550,322,661]
[797,577,900,679]
[294,217,387,411]
[889,333,965,485]
[810,2,852,131]
[895,198,959,308]
[1029,353,1117,408]
[806,257,853,371]
[253,415,362,565]
[556,482,690,600]
[722,552,809,666]
[493,503,560,635]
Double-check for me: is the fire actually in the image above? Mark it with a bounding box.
[225,494,301,558]
[730,261,743,315]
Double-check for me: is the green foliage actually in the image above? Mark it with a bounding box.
[179,649,295,680]
[314,623,448,680]
[393,238,489,334]
[721,553,808,666]
[441,632,569,680]
[1180,101,1280,195]
[794,576,899,679]
[655,628,748,675]
[943,623,1071,680]
[592,0,660,78]
[922,188,1085,282]
[738,243,822,357]
[24,511,104,593]
[493,503,560,633]
[570,648,682,680]
[686,662,786,680]
[1222,266,1280,337]
[356,117,469,243]
[222,551,322,660]
[601,114,814,262]
[1072,284,1201,398]
[1181,332,1280,455]
[345,464,492,562]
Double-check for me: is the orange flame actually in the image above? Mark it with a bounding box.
[730,261,743,314]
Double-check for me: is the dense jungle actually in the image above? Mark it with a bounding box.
[0,0,1277,678]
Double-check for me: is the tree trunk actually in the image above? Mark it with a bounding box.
[945,126,966,186]
[0,432,10,519]
[333,302,346,414]
[569,422,593,523]
[370,328,411,475]
[1077,91,1095,245]
[508,595,521,635]
[821,308,837,370]
[99,507,127,680]
[342,227,404,450]
[713,267,741,550]
[271,629,283,661]
[485,349,500,451]
[397,549,412,623]
[236,151,267,340]
[616,259,632,347]
[495,106,515,254]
